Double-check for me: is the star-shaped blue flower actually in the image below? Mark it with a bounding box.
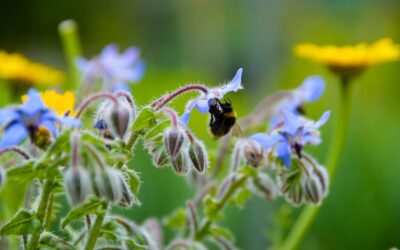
[251,109,330,168]
[180,68,243,125]
[77,44,145,92]
[0,89,81,148]
[269,76,325,129]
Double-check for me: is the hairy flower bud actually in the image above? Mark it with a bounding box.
[188,140,208,173]
[251,173,278,201]
[287,182,304,206]
[170,152,189,175]
[93,168,122,203]
[104,101,132,140]
[304,175,324,205]
[117,173,135,207]
[242,140,264,167]
[64,166,92,205]
[152,149,169,167]
[164,126,186,158]
[313,164,329,195]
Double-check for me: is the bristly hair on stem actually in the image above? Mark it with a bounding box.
[151,84,208,110]
[74,92,119,118]
[0,146,31,160]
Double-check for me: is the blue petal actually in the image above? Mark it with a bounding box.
[100,44,119,61]
[250,133,282,149]
[194,99,209,114]
[180,112,191,126]
[313,111,331,128]
[112,82,131,92]
[0,109,19,126]
[20,89,45,115]
[299,76,325,102]
[221,68,243,95]
[276,141,291,169]
[120,47,140,65]
[58,117,81,127]
[0,123,28,148]
[282,109,302,135]
[301,133,321,145]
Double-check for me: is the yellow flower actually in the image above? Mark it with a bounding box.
[22,90,76,116]
[0,50,65,86]
[294,38,400,78]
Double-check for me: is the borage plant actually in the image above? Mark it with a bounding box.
[0,20,398,250]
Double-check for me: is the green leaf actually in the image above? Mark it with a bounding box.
[123,168,141,198]
[6,160,35,181]
[163,208,187,230]
[238,165,258,178]
[144,119,170,140]
[231,187,251,208]
[210,225,235,241]
[125,239,147,250]
[39,232,77,250]
[132,107,157,130]
[0,209,42,235]
[61,196,103,228]
[45,130,71,158]
[203,195,222,221]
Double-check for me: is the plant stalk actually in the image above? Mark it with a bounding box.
[84,202,108,250]
[279,77,352,250]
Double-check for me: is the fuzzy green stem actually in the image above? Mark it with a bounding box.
[279,77,352,250]
[58,19,82,90]
[195,175,248,240]
[84,202,108,250]
[26,179,55,250]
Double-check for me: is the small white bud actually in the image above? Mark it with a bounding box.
[93,168,122,203]
[170,152,189,175]
[188,140,208,173]
[164,126,186,158]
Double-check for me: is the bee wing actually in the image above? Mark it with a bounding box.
[231,123,243,137]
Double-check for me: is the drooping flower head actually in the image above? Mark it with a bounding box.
[294,38,400,79]
[251,109,331,168]
[0,50,65,86]
[0,89,81,148]
[22,89,76,116]
[77,44,145,92]
[181,68,243,125]
[269,76,325,129]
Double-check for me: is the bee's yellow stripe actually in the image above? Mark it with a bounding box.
[224,111,237,118]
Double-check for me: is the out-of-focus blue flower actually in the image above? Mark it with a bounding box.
[180,68,243,125]
[77,44,145,92]
[269,76,325,128]
[251,109,330,168]
[0,89,81,148]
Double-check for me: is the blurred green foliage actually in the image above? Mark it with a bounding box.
[0,0,400,249]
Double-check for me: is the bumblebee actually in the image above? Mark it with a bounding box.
[208,98,242,139]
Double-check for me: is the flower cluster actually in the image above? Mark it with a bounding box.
[0,50,65,86]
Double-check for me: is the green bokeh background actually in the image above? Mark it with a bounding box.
[0,0,400,249]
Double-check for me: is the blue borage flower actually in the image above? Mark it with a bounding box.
[77,44,145,92]
[251,109,330,168]
[0,89,81,148]
[269,76,325,129]
[180,68,243,125]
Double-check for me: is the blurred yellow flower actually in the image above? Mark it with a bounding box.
[22,90,75,116]
[294,38,400,78]
[0,50,65,86]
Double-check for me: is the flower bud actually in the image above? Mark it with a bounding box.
[117,173,135,207]
[242,140,264,167]
[152,149,169,167]
[104,101,132,140]
[188,140,208,173]
[304,175,323,205]
[93,168,122,203]
[170,152,189,175]
[63,166,92,206]
[164,126,186,158]
[286,182,304,206]
[251,173,278,201]
[313,165,329,195]
[0,166,5,190]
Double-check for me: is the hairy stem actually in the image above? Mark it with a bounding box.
[279,77,352,250]
[151,84,208,110]
[195,175,248,240]
[84,202,108,250]
[0,146,31,160]
[74,92,118,118]
[26,179,55,250]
